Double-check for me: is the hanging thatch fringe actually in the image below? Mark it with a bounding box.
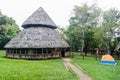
[5,27,69,48]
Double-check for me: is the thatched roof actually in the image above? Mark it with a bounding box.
[5,7,69,48]
[22,7,57,29]
[5,27,69,48]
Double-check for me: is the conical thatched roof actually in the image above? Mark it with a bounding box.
[5,7,69,48]
[22,7,57,29]
[5,27,69,48]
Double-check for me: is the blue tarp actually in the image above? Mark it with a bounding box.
[100,61,117,65]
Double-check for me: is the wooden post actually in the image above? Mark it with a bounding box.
[25,49,26,58]
[20,49,21,58]
[36,48,37,57]
[42,48,44,59]
[96,50,98,60]
[12,49,14,58]
[60,48,62,57]
[6,49,8,57]
[46,48,48,58]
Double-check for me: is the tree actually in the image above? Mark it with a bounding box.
[67,4,101,55]
[0,11,20,49]
[100,8,120,54]
[66,3,120,56]
[66,26,82,51]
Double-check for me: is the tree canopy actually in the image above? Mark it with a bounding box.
[65,4,120,55]
[0,11,20,49]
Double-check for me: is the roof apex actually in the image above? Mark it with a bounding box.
[22,7,57,29]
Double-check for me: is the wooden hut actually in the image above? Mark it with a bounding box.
[4,7,69,59]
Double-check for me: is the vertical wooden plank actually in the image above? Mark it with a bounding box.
[6,49,8,57]
[46,48,48,58]
[36,48,37,57]
[42,48,43,59]
[12,49,14,58]
[25,49,26,58]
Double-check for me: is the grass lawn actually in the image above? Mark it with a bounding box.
[0,50,79,80]
[71,56,120,80]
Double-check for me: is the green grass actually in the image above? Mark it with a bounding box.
[71,56,120,80]
[0,50,79,80]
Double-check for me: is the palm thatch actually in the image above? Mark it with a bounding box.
[5,27,69,48]
[5,7,69,48]
[22,7,57,29]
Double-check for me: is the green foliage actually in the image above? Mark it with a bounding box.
[69,4,101,27]
[67,26,82,51]
[66,3,120,54]
[0,11,20,49]
[92,27,105,48]
[101,9,120,53]
[67,4,101,52]
[71,57,120,80]
[0,51,79,80]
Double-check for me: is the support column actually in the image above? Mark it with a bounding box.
[60,48,62,57]
[46,49,48,58]
[25,49,26,58]
[42,48,44,59]
[36,48,37,57]
[6,49,8,57]
[20,49,21,58]
[12,49,14,58]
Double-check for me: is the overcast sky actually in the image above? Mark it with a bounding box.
[0,0,120,28]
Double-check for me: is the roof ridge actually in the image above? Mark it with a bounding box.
[22,7,57,29]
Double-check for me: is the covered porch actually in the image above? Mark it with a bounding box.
[6,48,69,59]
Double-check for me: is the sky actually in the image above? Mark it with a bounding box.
[0,0,120,28]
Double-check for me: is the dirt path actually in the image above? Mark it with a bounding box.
[62,58,91,80]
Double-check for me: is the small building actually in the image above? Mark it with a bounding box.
[4,7,69,59]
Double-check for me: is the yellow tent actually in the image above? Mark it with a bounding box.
[101,54,114,61]
[100,54,117,65]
